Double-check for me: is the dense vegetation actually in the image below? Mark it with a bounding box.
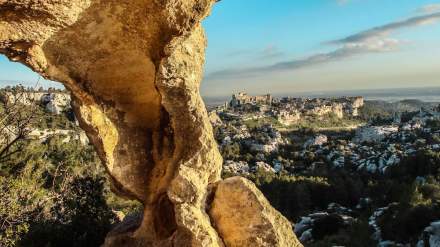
[0,88,140,246]
[242,113,363,131]
[0,137,116,246]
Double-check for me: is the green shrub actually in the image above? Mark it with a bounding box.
[378,204,440,244]
[19,177,116,247]
[310,217,376,247]
[0,162,47,247]
[312,214,345,240]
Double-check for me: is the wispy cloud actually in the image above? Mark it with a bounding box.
[226,45,285,59]
[259,45,285,59]
[206,10,440,81]
[331,12,440,44]
[225,49,254,57]
[418,3,440,14]
[207,38,401,80]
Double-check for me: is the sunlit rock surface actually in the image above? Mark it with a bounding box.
[210,177,303,247]
[0,1,302,246]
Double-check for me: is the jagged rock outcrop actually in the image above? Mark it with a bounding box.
[0,1,302,246]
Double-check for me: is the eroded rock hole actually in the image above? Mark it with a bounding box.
[154,194,178,239]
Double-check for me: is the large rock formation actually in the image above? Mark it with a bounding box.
[210,177,302,247]
[0,1,302,246]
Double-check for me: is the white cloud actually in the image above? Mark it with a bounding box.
[206,38,402,80]
[259,45,284,59]
[206,7,440,81]
[418,3,440,14]
[331,12,440,44]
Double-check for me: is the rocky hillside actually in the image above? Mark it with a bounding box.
[212,99,440,246]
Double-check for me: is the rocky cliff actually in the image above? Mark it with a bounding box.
[0,1,302,246]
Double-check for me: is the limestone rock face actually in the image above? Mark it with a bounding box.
[210,177,303,247]
[0,1,302,246]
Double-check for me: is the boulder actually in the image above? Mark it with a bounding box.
[223,160,250,175]
[209,177,303,247]
[209,111,223,126]
[304,135,328,148]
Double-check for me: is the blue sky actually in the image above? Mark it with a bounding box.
[0,55,62,88]
[1,0,440,96]
[201,0,440,96]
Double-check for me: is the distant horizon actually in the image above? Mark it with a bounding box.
[1,82,439,104]
[203,86,440,106]
[205,85,440,97]
[0,78,65,89]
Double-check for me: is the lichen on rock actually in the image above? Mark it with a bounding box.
[0,1,302,246]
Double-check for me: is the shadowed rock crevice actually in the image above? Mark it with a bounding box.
[154,194,178,239]
[0,1,303,246]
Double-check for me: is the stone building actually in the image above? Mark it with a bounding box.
[230,92,273,107]
[276,110,301,125]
